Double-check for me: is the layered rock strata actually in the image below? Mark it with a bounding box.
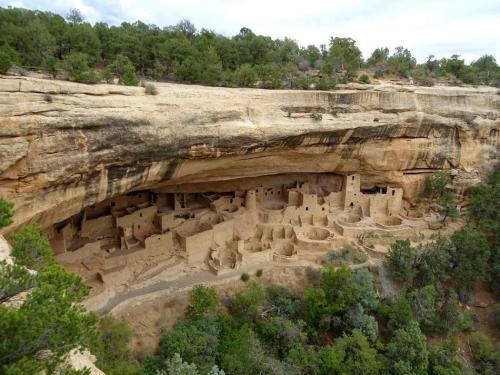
[0,76,498,232]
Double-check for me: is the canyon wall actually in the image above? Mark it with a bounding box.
[0,76,499,232]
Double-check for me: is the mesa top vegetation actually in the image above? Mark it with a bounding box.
[0,7,499,88]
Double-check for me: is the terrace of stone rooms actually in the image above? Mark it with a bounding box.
[46,173,441,300]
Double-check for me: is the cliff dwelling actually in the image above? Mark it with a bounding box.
[1,76,498,313]
[44,172,438,301]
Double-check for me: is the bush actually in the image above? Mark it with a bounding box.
[107,55,139,86]
[412,235,452,287]
[359,74,370,84]
[439,191,459,223]
[240,272,250,282]
[468,332,500,373]
[0,263,97,371]
[151,60,165,81]
[311,112,322,122]
[385,239,415,282]
[255,269,263,277]
[94,315,139,375]
[449,228,490,293]
[159,317,219,374]
[386,321,429,374]
[0,261,36,302]
[492,305,500,333]
[315,77,336,90]
[265,285,301,319]
[318,329,383,374]
[231,282,266,322]
[121,69,139,86]
[0,197,14,228]
[378,298,414,332]
[63,52,99,84]
[416,76,435,87]
[144,83,158,95]
[428,340,462,375]
[294,77,310,90]
[323,244,367,266]
[0,48,12,74]
[9,224,53,271]
[373,69,384,78]
[423,172,448,199]
[42,56,59,78]
[185,285,219,321]
[232,64,257,87]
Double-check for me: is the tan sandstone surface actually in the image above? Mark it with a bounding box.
[0,75,499,232]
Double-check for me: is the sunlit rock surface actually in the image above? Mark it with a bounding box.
[0,76,498,231]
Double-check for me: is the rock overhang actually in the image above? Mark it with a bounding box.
[0,76,499,232]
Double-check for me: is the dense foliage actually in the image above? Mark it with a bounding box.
[0,201,139,374]
[467,171,500,298]
[1,7,499,88]
[0,255,98,373]
[139,257,492,375]
[0,197,14,228]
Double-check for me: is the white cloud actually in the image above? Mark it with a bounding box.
[2,0,499,62]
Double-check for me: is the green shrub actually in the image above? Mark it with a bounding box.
[373,69,384,78]
[0,261,36,302]
[42,56,59,78]
[159,317,219,374]
[323,244,367,266]
[459,310,474,331]
[232,64,257,87]
[9,224,53,271]
[94,315,139,375]
[107,55,139,86]
[231,282,266,322]
[0,48,12,74]
[294,77,310,90]
[255,269,263,277]
[151,60,165,81]
[121,69,139,86]
[385,239,415,283]
[428,340,462,375]
[185,285,219,321]
[0,197,14,228]
[439,191,459,223]
[359,74,370,84]
[423,172,448,198]
[449,228,490,293]
[63,52,99,84]
[315,77,336,90]
[311,112,322,122]
[468,332,500,373]
[386,320,429,374]
[240,272,250,282]
[144,83,158,95]
[492,305,500,333]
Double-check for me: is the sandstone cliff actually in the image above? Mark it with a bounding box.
[0,76,499,231]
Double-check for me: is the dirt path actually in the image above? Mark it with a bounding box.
[95,262,284,315]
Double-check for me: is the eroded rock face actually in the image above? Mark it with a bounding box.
[0,76,499,232]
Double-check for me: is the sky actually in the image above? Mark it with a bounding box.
[2,0,499,63]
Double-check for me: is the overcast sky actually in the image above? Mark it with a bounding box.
[2,0,499,63]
